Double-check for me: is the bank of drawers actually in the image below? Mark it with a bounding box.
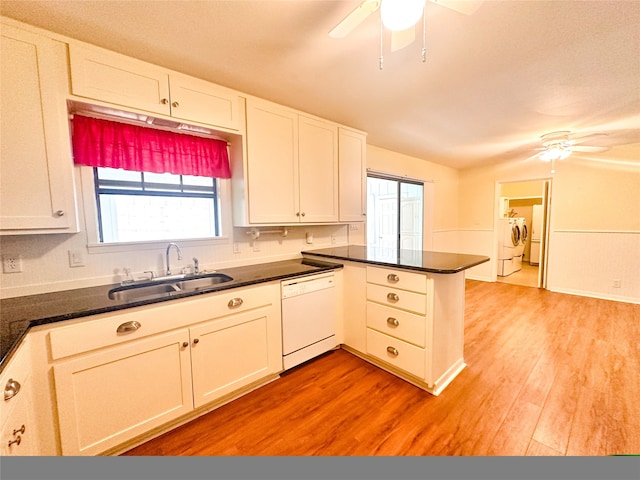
[365,266,428,379]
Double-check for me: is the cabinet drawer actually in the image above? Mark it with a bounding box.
[49,283,278,360]
[366,328,425,379]
[366,283,426,315]
[366,266,426,294]
[366,302,426,347]
[0,338,31,428]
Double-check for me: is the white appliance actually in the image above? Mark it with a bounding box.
[530,205,543,265]
[498,218,521,276]
[281,272,337,370]
[514,217,527,269]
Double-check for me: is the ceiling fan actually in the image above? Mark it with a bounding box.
[535,130,610,173]
[329,0,483,52]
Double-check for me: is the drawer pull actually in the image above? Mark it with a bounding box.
[387,293,399,302]
[386,346,399,357]
[387,317,400,327]
[13,425,25,436]
[4,379,21,401]
[228,298,243,308]
[116,320,141,333]
[387,274,399,283]
[7,436,21,448]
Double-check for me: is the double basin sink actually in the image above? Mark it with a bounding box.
[108,272,233,302]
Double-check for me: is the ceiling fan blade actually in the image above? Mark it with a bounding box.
[569,132,608,145]
[391,26,416,52]
[429,0,484,15]
[571,145,611,153]
[329,0,380,38]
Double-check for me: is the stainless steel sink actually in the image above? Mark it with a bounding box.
[108,272,234,302]
[108,282,181,302]
[174,273,234,291]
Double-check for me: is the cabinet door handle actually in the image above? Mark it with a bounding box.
[228,298,243,308]
[386,346,399,357]
[387,293,399,302]
[55,210,65,217]
[4,379,21,401]
[7,436,21,448]
[182,342,189,348]
[116,320,141,333]
[193,338,200,345]
[301,212,306,217]
[387,273,399,283]
[172,101,179,108]
[13,425,25,436]
[160,98,169,105]
[387,317,399,327]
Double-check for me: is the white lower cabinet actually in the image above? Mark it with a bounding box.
[340,263,466,396]
[1,338,36,456]
[50,282,282,455]
[190,306,281,408]
[53,329,193,456]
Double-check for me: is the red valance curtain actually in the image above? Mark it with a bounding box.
[71,115,231,178]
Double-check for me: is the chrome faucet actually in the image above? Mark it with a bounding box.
[165,243,182,276]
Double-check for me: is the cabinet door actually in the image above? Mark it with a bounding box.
[0,24,77,232]
[69,43,171,116]
[190,306,282,408]
[168,73,242,131]
[298,116,339,223]
[338,127,367,222]
[53,329,193,456]
[246,99,299,223]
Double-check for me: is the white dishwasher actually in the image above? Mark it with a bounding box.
[281,272,337,370]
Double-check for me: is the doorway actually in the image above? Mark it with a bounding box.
[496,179,551,288]
[366,174,424,251]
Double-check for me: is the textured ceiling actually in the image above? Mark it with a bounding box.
[2,0,639,169]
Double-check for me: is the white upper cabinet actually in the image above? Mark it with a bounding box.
[244,100,300,223]
[239,98,339,225]
[298,115,339,223]
[68,43,242,132]
[338,127,367,222]
[0,23,78,234]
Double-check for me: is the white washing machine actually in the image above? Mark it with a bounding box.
[498,218,521,276]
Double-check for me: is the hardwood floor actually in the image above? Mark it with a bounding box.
[123,280,640,456]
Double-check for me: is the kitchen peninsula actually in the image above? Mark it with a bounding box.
[303,246,489,395]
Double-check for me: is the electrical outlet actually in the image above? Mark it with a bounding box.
[68,249,86,267]
[349,224,360,231]
[2,254,23,273]
[252,241,261,252]
[613,279,622,288]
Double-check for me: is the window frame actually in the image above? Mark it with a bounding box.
[78,165,232,254]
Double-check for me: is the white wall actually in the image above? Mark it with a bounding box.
[457,144,640,303]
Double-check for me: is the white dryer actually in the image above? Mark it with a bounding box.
[514,217,527,270]
[498,218,521,276]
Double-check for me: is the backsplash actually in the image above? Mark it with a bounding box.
[0,224,350,298]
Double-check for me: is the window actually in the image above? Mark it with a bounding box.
[71,114,231,244]
[94,167,221,243]
[367,174,424,251]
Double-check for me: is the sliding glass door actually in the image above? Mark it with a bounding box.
[367,174,423,251]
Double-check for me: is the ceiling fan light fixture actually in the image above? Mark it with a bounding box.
[539,144,572,162]
[380,0,425,31]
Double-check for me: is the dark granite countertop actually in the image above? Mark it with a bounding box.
[302,246,489,274]
[0,258,342,371]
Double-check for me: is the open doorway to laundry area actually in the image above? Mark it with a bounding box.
[496,179,551,288]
